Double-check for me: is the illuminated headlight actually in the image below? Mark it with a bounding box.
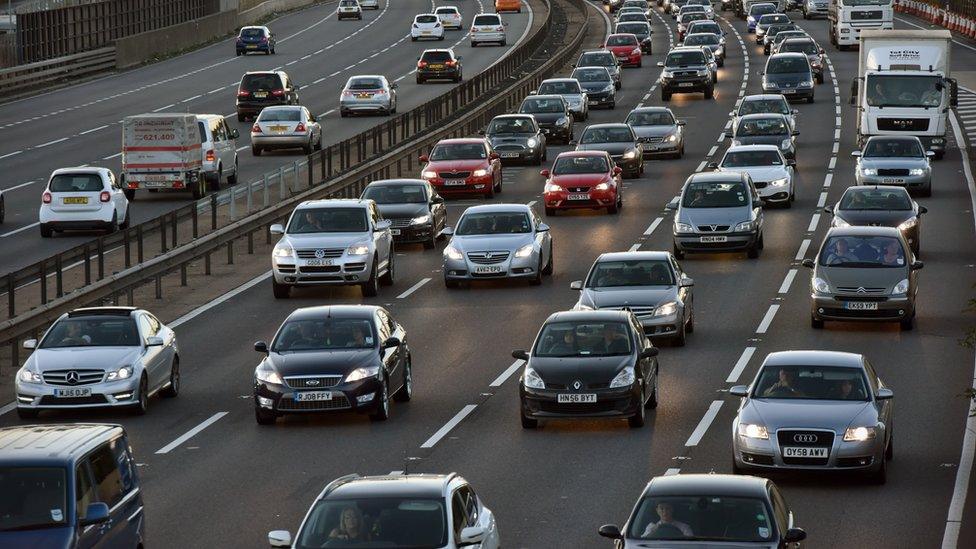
[810,59,822,66]
[623,149,638,159]
[765,81,778,88]
[674,222,694,234]
[603,84,616,92]
[18,367,42,384]
[594,182,611,191]
[106,365,133,381]
[472,169,489,177]
[444,245,464,260]
[843,426,877,442]
[735,220,755,232]
[514,243,534,258]
[411,214,431,225]
[770,177,789,187]
[526,138,539,148]
[747,16,755,23]
[346,242,370,256]
[556,117,570,126]
[545,183,563,193]
[892,278,909,295]
[697,69,709,76]
[273,245,294,258]
[609,367,636,388]
[780,139,792,150]
[666,133,678,142]
[654,301,677,317]
[631,48,641,55]
[345,365,380,383]
[422,170,438,179]
[523,367,545,389]
[861,168,878,176]
[799,80,813,87]
[909,168,926,176]
[897,218,917,231]
[832,216,851,228]
[255,365,283,385]
[737,423,769,440]
[813,277,830,293]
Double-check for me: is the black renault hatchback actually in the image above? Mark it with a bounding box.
[515,310,659,429]
[253,305,411,424]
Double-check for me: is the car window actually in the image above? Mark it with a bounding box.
[137,316,154,342]
[682,180,749,208]
[40,316,141,348]
[534,321,632,357]
[436,7,459,14]
[721,150,783,167]
[273,318,377,351]
[737,117,788,136]
[552,155,609,174]
[607,34,639,46]
[421,51,453,62]
[538,81,581,94]
[198,121,209,143]
[241,73,282,91]
[750,4,777,15]
[768,486,789,534]
[362,184,427,204]
[580,126,634,144]
[286,207,369,233]
[75,463,95,521]
[781,40,818,54]
[520,97,566,113]
[240,27,266,38]
[666,50,705,66]
[258,108,302,122]
[49,173,103,192]
[863,138,924,158]
[819,235,906,267]
[628,495,773,542]
[0,467,68,531]
[110,437,136,497]
[430,142,488,160]
[616,23,649,35]
[473,15,501,25]
[572,68,611,83]
[456,212,531,235]
[488,117,536,134]
[451,492,467,539]
[375,311,392,341]
[347,77,385,90]
[296,498,447,548]
[627,111,675,126]
[459,485,478,525]
[579,52,615,67]
[684,34,719,45]
[416,14,438,23]
[766,57,809,74]
[754,365,871,400]
[839,188,912,211]
[586,259,675,287]
[88,443,124,507]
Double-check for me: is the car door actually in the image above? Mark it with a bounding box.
[375,311,399,386]
[86,440,134,549]
[137,315,165,390]
[532,209,551,264]
[215,118,235,173]
[107,171,126,220]
[147,313,175,376]
[670,256,692,325]
[864,359,892,429]
[369,203,391,269]
[428,184,447,232]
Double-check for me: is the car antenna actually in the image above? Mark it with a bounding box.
[403,456,422,475]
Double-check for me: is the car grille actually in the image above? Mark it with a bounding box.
[299,265,342,273]
[836,286,886,294]
[277,394,351,411]
[284,376,343,389]
[835,295,888,302]
[539,400,620,414]
[42,369,105,386]
[439,171,471,179]
[546,382,610,390]
[639,136,664,144]
[467,251,510,264]
[672,70,701,77]
[877,118,929,132]
[602,306,656,318]
[39,395,108,405]
[567,186,592,192]
[296,248,344,259]
[388,218,413,228]
[494,145,526,152]
[820,307,901,319]
[877,168,909,177]
[778,429,833,465]
[695,224,730,232]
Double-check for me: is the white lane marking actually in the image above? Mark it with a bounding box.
[628,243,642,252]
[36,137,68,148]
[832,142,839,154]
[824,173,833,188]
[397,277,432,299]
[155,412,229,454]
[707,145,718,157]
[0,222,40,237]
[103,152,122,160]
[695,161,707,172]
[207,87,225,94]
[152,104,175,113]
[490,359,525,387]
[182,94,202,103]
[664,468,681,476]
[0,401,16,416]
[0,150,22,160]
[170,272,272,328]
[807,213,820,232]
[726,347,757,384]
[828,157,837,170]
[778,269,798,295]
[644,217,663,236]
[756,304,779,334]
[1,180,38,193]
[685,401,723,447]
[817,191,828,208]
[420,405,478,448]
[79,124,109,135]
[236,145,248,152]
[795,238,811,261]
[834,129,841,140]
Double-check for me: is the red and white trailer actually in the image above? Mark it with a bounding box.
[121,114,206,199]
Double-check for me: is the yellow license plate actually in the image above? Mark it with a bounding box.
[357,93,370,98]
[254,92,268,98]
[429,64,444,70]
[270,125,288,132]
[63,197,88,205]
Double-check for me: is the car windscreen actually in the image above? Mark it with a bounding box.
[839,189,912,211]
[680,13,706,23]
[682,181,749,208]
[626,111,674,126]
[347,78,384,90]
[721,150,783,167]
[572,68,611,83]
[737,117,788,136]
[758,14,790,25]
[586,259,674,287]
[286,207,369,233]
[579,52,614,67]
[865,75,942,108]
[772,30,804,43]
[241,74,281,91]
[689,22,721,34]
[488,117,535,134]
[607,34,639,46]
[294,497,447,549]
[272,318,376,352]
[627,496,774,542]
[619,13,648,22]
[0,468,68,532]
[552,155,609,175]
[430,143,487,161]
[40,317,140,348]
[538,81,581,94]
[623,0,648,7]
[420,51,452,62]
[753,365,871,400]
[362,184,427,204]
[581,126,633,144]
[739,98,790,116]
[819,235,906,267]
[416,14,438,23]
[258,108,302,122]
[534,321,633,357]
[766,57,809,74]
[666,51,705,67]
[240,28,266,38]
[683,34,719,46]
[767,24,797,36]
[863,138,925,158]
[780,40,818,54]
[750,4,777,16]
[48,173,103,192]
[456,211,531,235]
[520,97,565,113]
[617,23,649,35]
[473,15,501,25]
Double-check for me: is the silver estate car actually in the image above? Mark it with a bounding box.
[803,226,921,330]
[668,172,765,259]
[853,136,933,197]
[625,106,685,158]
[339,75,397,117]
[270,199,394,298]
[16,307,180,418]
[730,350,894,484]
[442,204,553,287]
[535,78,589,121]
[251,105,322,155]
[730,94,797,133]
[572,251,695,346]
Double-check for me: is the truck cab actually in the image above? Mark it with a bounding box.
[828,0,893,49]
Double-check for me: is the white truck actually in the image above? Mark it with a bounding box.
[121,114,206,200]
[851,30,957,158]
[827,0,893,49]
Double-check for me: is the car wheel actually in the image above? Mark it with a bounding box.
[529,257,543,286]
[191,178,206,200]
[272,278,291,299]
[160,357,180,398]
[494,175,502,193]
[380,251,395,286]
[362,261,380,296]
[732,455,744,474]
[673,243,684,259]
[130,376,149,416]
[628,389,646,428]
[106,212,118,234]
[808,94,815,104]
[607,199,619,214]
[704,86,714,100]
[416,75,424,84]
[424,233,436,249]
[672,321,687,347]
[645,373,658,409]
[817,72,824,84]
[303,141,312,155]
[39,222,55,237]
[542,243,554,275]
[686,306,695,333]
[252,146,261,156]
[811,316,824,329]
[118,207,130,230]
[123,188,135,201]
[237,112,246,122]
[869,455,887,485]
[718,58,724,67]
[899,314,914,331]
[521,406,538,429]
[393,359,412,402]
[445,276,461,289]
[545,207,555,216]
[662,89,671,101]
[16,407,38,420]
[255,406,277,425]
[370,379,390,421]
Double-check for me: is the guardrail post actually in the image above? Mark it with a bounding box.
[263,173,270,207]
[11,339,19,369]
[171,212,178,248]
[155,275,162,299]
[211,194,218,230]
[84,244,91,286]
[55,255,63,298]
[97,237,104,280]
[279,167,286,200]
[7,273,14,318]
[293,160,300,193]
[246,180,253,212]
[248,231,254,254]
[127,288,134,306]
[192,206,198,239]
[137,226,144,264]
[205,252,211,275]
[38,260,47,305]
[180,264,187,286]
[160,217,168,254]
[229,186,237,221]
[320,149,327,180]
[227,241,234,265]
[124,229,131,268]
[327,145,334,176]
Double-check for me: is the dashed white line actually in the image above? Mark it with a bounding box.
[817,191,828,208]
[685,401,724,446]
[79,124,109,135]
[695,161,707,172]
[182,94,202,103]
[155,412,229,454]
[807,213,820,232]
[490,360,526,387]
[421,405,478,448]
[778,268,798,295]
[795,238,811,260]
[644,217,663,236]
[628,243,642,252]
[0,150,22,160]
[664,468,681,476]
[726,346,757,384]
[397,277,432,299]
[103,152,122,160]
[152,104,175,113]
[756,304,780,334]
[707,145,718,157]
[36,137,68,148]
[823,173,833,188]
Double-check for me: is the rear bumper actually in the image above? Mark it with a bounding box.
[39,207,115,225]
[251,135,310,149]
[471,32,506,43]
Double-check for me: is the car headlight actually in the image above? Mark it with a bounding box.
[106,365,133,381]
[545,183,563,193]
[674,222,694,234]
[909,168,926,176]
[526,138,539,148]
[832,216,850,228]
[255,364,283,385]
[556,117,569,126]
[735,220,755,232]
[18,367,42,384]
[603,84,616,92]
[780,139,792,150]
[660,72,672,81]
[345,365,380,383]
[770,177,789,187]
[422,170,438,179]
[594,182,611,191]
[697,69,709,76]
[897,218,917,231]
[737,423,769,439]
[623,149,638,159]
[411,214,431,225]
[810,59,822,67]
[813,277,830,293]
[666,133,678,142]
[472,168,489,177]
[514,243,535,258]
[346,242,370,256]
[861,168,878,176]
[843,426,877,442]
[892,278,909,295]
[748,16,756,23]
[609,367,636,388]
[523,366,545,389]
[444,245,464,260]
[273,245,294,258]
[765,81,778,88]
[654,301,677,317]
[799,80,813,87]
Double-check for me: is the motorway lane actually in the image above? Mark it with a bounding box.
[0,0,534,271]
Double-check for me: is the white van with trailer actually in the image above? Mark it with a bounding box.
[121,114,207,200]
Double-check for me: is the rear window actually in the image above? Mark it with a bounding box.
[520,97,565,113]
[616,23,648,35]
[347,77,384,90]
[198,121,208,142]
[240,28,266,38]
[538,80,581,94]
[780,40,818,54]
[49,173,103,192]
[258,108,302,122]
[684,34,719,45]
[607,34,638,46]
[572,68,611,83]
[435,7,458,13]
[241,73,282,91]
[760,14,790,24]
[421,51,452,62]
[416,15,438,23]
[689,23,721,34]
[579,52,614,67]
[474,15,501,25]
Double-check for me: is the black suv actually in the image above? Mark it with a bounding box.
[236,71,300,122]
[416,49,463,83]
[658,47,714,100]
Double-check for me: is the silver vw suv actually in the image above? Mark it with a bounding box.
[271,199,394,298]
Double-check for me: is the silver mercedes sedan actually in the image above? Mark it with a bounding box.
[853,135,932,197]
[730,350,894,484]
[442,204,553,287]
[339,75,398,117]
[251,105,322,155]
[571,251,694,346]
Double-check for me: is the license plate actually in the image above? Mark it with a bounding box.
[54,387,92,398]
[473,265,503,274]
[254,92,268,98]
[444,179,467,186]
[144,181,170,188]
[845,301,879,310]
[143,174,169,182]
[270,125,288,133]
[567,193,590,201]
[700,236,728,243]
[63,197,88,205]
[588,100,599,105]
[782,447,828,458]
[247,45,258,49]
[881,178,905,184]
[422,31,432,35]
[429,64,444,70]
[678,82,695,87]
[557,393,597,403]
[391,229,401,235]
[356,93,371,98]
[500,152,520,158]
[294,391,333,401]
[782,88,796,94]
[304,259,334,267]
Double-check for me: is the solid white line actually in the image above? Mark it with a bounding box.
[644,217,663,236]
[727,347,757,384]
[36,137,68,148]
[628,243,641,252]
[236,145,248,152]
[170,272,272,328]
[756,304,779,334]
[795,238,811,260]
[79,124,109,135]
[397,277,431,299]
[0,401,16,416]
[0,150,22,160]
[664,468,681,476]
[778,269,798,295]
[685,401,723,447]
[897,15,976,52]
[490,360,525,387]
[420,405,477,449]
[155,412,228,454]
[807,213,820,232]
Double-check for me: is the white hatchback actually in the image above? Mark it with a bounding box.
[411,13,445,41]
[435,6,463,29]
[471,13,506,46]
[39,167,130,237]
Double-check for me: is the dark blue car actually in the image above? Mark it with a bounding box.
[236,25,276,56]
[0,424,144,548]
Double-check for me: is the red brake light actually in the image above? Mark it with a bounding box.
[206,149,216,162]
[261,37,269,42]
[99,191,111,203]
[271,89,286,97]
[294,123,307,133]
[418,61,428,68]
[445,60,456,66]
[251,123,262,133]
[42,191,52,204]
[237,90,251,97]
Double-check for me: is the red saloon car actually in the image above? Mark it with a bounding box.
[603,34,642,68]
[541,151,622,215]
[420,138,503,199]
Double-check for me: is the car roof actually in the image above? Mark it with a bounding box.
[541,78,580,83]
[825,225,903,238]
[525,94,566,101]
[493,113,536,120]
[583,123,631,130]
[725,144,780,152]
[461,203,533,215]
[596,251,672,262]
[435,5,459,10]
[240,25,269,31]
[0,424,125,466]
[556,150,611,158]
[435,137,487,145]
[761,350,866,369]
[670,46,707,53]
[421,48,455,54]
[769,52,808,60]
[608,33,639,38]
[646,474,770,498]
[348,74,385,80]
[547,309,634,323]
[842,185,910,195]
[581,49,613,56]
[67,306,138,318]
[865,135,923,143]
[741,94,787,102]
[297,198,371,209]
[50,166,110,177]
[196,114,225,122]
[781,37,815,44]
[243,70,283,76]
[739,113,788,121]
[628,106,672,114]
[364,179,428,187]
[323,473,458,500]
[686,171,748,184]
[287,305,380,321]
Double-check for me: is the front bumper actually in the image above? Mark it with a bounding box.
[494,145,543,162]
[388,222,436,244]
[443,254,540,280]
[427,174,495,196]
[16,377,142,410]
[544,188,617,210]
[520,383,641,420]
[754,181,792,202]
[639,137,681,156]
[255,377,384,415]
[855,172,931,193]
[538,123,573,141]
[661,76,711,93]
[417,68,460,80]
[674,230,759,253]
[811,294,914,322]
[734,430,884,472]
[613,52,641,66]
[764,85,814,101]
[273,256,373,286]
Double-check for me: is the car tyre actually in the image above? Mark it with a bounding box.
[542,244,554,275]
[529,258,543,286]
[645,374,659,409]
[370,379,390,421]
[900,314,914,331]
[160,358,180,398]
[40,223,53,238]
[704,85,714,99]
[886,435,893,460]
[811,315,824,329]
[130,376,149,416]
[662,88,671,101]
[869,455,887,485]
[380,251,395,286]
[16,407,39,420]
[628,389,646,428]
[521,407,538,429]
[362,261,380,296]
[424,233,436,249]
[252,145,261,156]
[255,407,277,425]
[686,306,695,333]
[673,243,684,259]
[445,277,461,289]
[272,278,291,299]
[393,359,412,402]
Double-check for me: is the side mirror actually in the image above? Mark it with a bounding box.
[230,129,240,139]
[758,71,764,76]
[792,130,800,136]
[540,169,551,178]
[677,120,686,126]
[665,199,678,211]
[705,161,719,171]
[382,336,401,349]
[850,151,861,157]
[419,154,430,163]
[680,276,694,287]
[925,150,935,158]
[600,43,606,48]
[80,502,110,526]
[270,223,284,235]
[528,90,538,95]
[440,226,454,237]
[656,61,665,67]
[254,341,269,354]
[268,530,293,548]
[911,260,924,270]
[489,152,500,160]
[293,84,302,91]
[431,195,445,204]
[786,158,796,167]
[876,388,894,400]
[640,347,659,358]
[376,220,392,231]
[477,129,485,135]
[569,140,578,146]
[458,526,486,546]
[823,205,833,215]
[801,258,815,268]
[512,349,529,361]
[146,336,164,347]
[456,55,462,61]
[598,524,624,540]
[537,223,550,232]
[784,528,807,543]
[729,385,749,397]
[23,339,37,350]
[570,280,583,290]
[918,205,928,214]
[391,82,398,89]
[612,166,623,176]
[729,111,735,117]
[792,109,799,115]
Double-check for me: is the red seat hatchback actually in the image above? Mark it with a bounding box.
[603,34,642,68]
[541,151,622,215]
[420,138,503,199]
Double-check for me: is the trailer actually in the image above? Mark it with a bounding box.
[121,114,206,199]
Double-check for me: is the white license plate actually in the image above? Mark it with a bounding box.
[304,259,334,267]
[444,179,467,186]
[557,393,597,403]
[247,45,258,49]
[782,446,828,458]
[782,88,796,94]
[144,181,171,188]
[588,100,599,105]
[390,229,401,236]
[142,174,170,182]
[678,82,695,87]
[881,178,905,184]
[473,265,503,274]
[294,391,333,401]
[254,92,268,98]
[567,193,590,201]
[500,152,520,158]
[845,301,879,310]
[422,31,432,35]
[700,236,728,243]
[54,387,92,398]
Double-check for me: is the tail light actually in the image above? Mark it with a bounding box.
[206,149,216,162]
[42,191,52,204]
[261,37,269,43]
[445,60,456,66]
[237,90,251,97]
[99,191,111,203]
[251,124,262,133]
[343,90,355,96]
[271,89,286,97]
[127,181,138,189]
[418,61,428,68]
[496,26,505,31]
[294,123,307,133]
